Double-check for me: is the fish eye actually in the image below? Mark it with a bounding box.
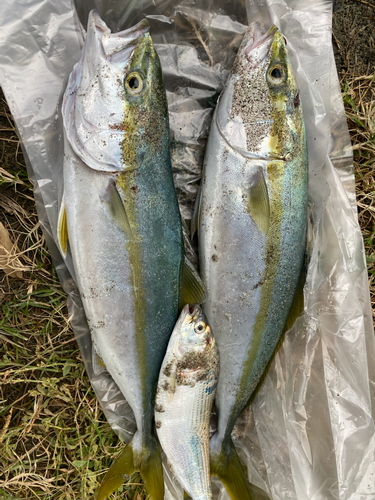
[195,321,206,334]
[267,65,286,85]
[125,72,143,95]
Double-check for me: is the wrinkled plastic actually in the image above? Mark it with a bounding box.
[0,1,374,499]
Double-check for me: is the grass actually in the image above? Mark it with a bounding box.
[0,98,145,499]
[0,50,374,500]
[342,73,375,315]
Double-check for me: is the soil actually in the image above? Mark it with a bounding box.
[333,0,375,75]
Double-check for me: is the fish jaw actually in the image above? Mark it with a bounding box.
[155,305,219,500]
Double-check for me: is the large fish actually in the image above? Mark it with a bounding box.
[155,304,219,500]
[196,24,308,499]
[59,10,202,500]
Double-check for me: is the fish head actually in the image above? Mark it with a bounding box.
[63,10,167,173]
[121,30,169,171]
[176,304,215,358]
[217,23,301,161]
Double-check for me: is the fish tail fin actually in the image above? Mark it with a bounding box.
[96,434,164,500]
[210,438,254,500]
[140,439,164,500]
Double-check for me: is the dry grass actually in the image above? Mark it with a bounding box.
[0,50,374,500]
[342,74,375,316]
[0,98,145,499]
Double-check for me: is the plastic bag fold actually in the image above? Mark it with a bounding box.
[0,0,374,498]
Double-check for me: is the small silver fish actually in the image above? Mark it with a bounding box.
[155,304,219,500]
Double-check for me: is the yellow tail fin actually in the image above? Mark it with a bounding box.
[96,436,164,500]
[210,439,254,500]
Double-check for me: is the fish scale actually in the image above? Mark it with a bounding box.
[155,305,219,500]
[60,10,188,500]
[197,23,308,500]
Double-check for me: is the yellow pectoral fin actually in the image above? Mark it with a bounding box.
[100,180,132,238]
[179,256,205,310]
[247,168,270,235]
[57,199,68,257]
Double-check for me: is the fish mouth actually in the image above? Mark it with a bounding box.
[244,24,279,61]
[215,23,287,162]
[183,304,202,321]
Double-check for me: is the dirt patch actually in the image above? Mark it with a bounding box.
[333,0,375,75]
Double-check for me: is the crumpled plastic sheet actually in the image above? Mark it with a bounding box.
[1,0,374,499]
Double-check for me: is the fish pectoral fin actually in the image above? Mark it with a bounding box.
[210,438,254,500]
[96,434,164,500]
[100,180,132,238]
[168,375,177,403]
[246,168,270,235]
[179,256,205,310]
[191,187,202,238]
[57,198,68,257]
[92,345,107,376]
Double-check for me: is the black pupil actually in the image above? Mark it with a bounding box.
[271,67,282,79]
[197,325,203,332]
[128,77,139,89]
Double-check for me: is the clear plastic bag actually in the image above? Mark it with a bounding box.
[0,0,374,499]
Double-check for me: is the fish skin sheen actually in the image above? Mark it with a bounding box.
[198,23,308,499]
[61,10,184,500]
[155,304,219,500]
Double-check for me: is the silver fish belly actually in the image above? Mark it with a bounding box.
[61,10,185,500]
[155,305,219,500]
[198,23,308,499]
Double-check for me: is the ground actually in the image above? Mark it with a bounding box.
[0,1,374,499]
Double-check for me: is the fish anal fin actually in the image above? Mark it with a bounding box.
[210,438,254,500]
[100,180,132,238]
[92,345,107,376]
[97,435,164,500]
[179,256,205,310]
[57,199,68,257]
[246,169,270,235]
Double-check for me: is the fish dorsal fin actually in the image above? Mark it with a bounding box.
[57,198,68,258]
[247,168,270,235]
[179,256,205,310]
[100,181,132,237]
[92,345,107,376]
[283,257,306,333]
[191,187,202,238]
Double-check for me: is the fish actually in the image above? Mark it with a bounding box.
[195,23,308,499]
[155,304,219,500]
[59,10,203,500]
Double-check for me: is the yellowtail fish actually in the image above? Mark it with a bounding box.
[155,304,219,500]
[60,10,203,500]
[196,23,308,499]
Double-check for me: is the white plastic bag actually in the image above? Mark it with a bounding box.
[0,1,374,499]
